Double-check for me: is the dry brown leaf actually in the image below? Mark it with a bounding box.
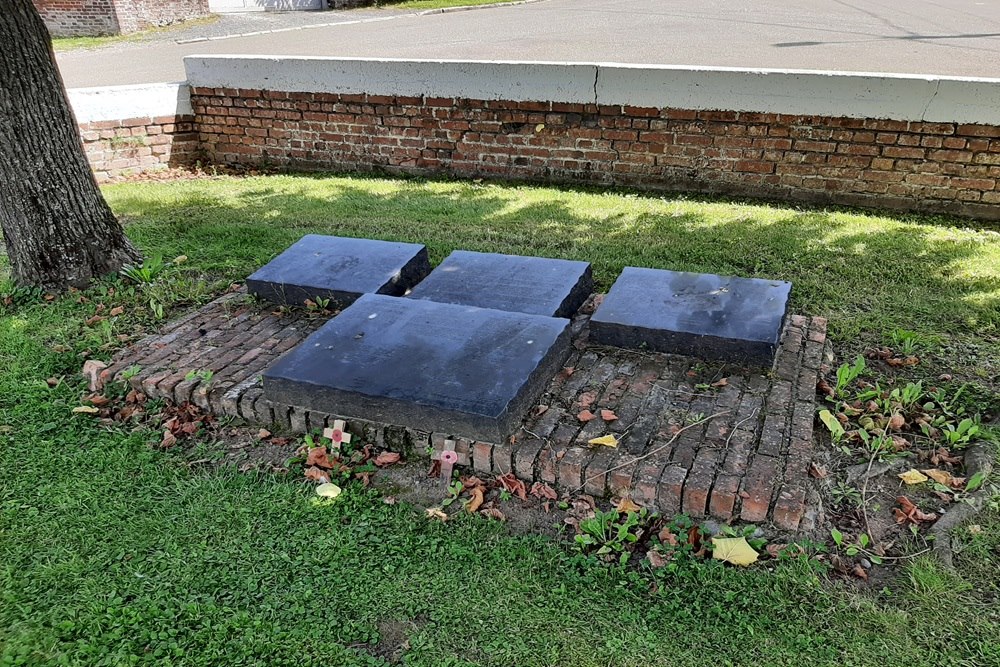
[496,472,528,500]
[304,466,331,484]
[109,306,125,317]
[600,409,618,422]
[930,448,962,466]
[81,359,108,392]
[257,428,271,439]
[46,377,59,388]
[529,481,558,500]
[852,564,869,581]
[711,378,729,388]
[816,378,835,397]
[808,462,828,479]
[383,496,397,505]
[615,497,642,514]
[888,413,906,430]
[577,409,597,422]
[894,496,938,525]
[658,527,679,546]
[480,507,506,521]
[375,451,402,467]
[87,394,111,406]
[84,315,105,327]
[466,487,485,513]
[922,468,966,489]
[425,507,448,522]
[160,430,177,448]
[647,550,667,568]
[306,447,332,469]
[559,367,575,379]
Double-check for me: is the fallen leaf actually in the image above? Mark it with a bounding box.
[888,413,906,431]
[922,468,965,489]
[315,483,342,499]
[711,378,729,388]
[496,472,528,500]
[383,496,397,505]
[600,409,618,422]
[816,378,835,397]
[46,377,59,387]
[160,430,177,448]
[658,527,679,546]
[711,536,759,566]
[173,255,188,264]
[588,434,619,448]
[257,428,271,439]
[898,469,929,485]
[533,404,549,417]
[86,394,111,406]
[615,497,642,513]
[930,448,962,466]
[72,406,99,414]
[81,359,108,392]
[375,451,402,467]
[577,409,597,422]
[894,496,938,525]
[84,315,105,327]
[306,447,332,469]
[529,481,558,500]
[809,462,828,479]
[425,507,448,522]
[559,367,575,379]
[466,487,485,513]
[480,507,506,521]
[304,466,331,484]
[109,306,125,317]
[647,550,667,568]
[852,564,869,581]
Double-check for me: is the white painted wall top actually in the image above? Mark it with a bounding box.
[68,82,192,123]
[183,55,1000,125]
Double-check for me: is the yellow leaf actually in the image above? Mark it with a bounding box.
[535,123,545,132]
[72,406,100,414]
[711,536,759,566]
[898,469,929,485]
[588,434,619,448]
[922,469,955,486]
[315,483,342,499]
[425,507,448,522]
[615,497,642,514]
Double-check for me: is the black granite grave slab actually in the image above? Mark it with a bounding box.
[406,250,592,318]
[263,294,572,443]
[246,235,431,307]
[589,267,791,366]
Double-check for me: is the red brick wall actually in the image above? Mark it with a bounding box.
[79,115,200,181]
[34,0,119,37]
[33,0,209,36]
[189,88,1000,220]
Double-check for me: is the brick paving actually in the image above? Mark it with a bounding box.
[108,290,829,533]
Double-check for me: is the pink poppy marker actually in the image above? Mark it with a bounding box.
[323,419,352,451]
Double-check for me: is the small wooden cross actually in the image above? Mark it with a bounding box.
[439,439,458,482]
[323,419,351,452]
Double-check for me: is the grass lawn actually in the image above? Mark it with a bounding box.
[2,174,999,666]
[50,16,218,51]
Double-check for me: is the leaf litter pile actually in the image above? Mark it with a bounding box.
[814,344,996,581]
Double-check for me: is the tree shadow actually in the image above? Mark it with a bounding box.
[106,173,999,372]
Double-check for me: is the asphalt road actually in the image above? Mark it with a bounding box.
[57,0,1000,88]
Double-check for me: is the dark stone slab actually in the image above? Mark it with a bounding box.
[263,294,572,443]
[246,234,430,307]
[406,250,592,318]
[590,267,791,366]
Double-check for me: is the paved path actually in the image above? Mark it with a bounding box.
[58,0,1000,87]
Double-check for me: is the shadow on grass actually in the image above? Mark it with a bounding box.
[107,173,999,364]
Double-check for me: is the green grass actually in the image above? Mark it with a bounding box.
[2,174,999,666]
[50,15,218,51]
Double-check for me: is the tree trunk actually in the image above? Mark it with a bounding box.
[0,0,141,291]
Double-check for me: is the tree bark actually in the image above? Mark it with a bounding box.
[0,0,141,291]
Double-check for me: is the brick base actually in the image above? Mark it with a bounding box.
[109,291,828,532]
[78,114,200,181]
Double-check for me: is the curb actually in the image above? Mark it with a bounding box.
[176,0,549,45]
